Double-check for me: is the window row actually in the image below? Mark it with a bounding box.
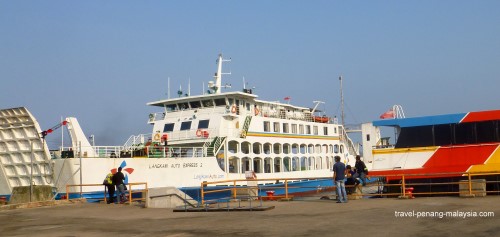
[228,141,345,155]
[263,121,337,135]
[163,120,210,132]
[396,120,500,148]
[227,156,336,174]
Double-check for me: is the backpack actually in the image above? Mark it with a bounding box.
[102,173,113,185]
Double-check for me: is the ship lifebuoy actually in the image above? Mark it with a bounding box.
[196,129,203,137]
[231,105,237,113]
[154,133,160,141]
[254,108,260,116]
[161,134,168,142]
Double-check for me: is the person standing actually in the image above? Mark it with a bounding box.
[332,156,348,203]
[354,155,368,186]
[103,172,115,204]
[113,167,125,203]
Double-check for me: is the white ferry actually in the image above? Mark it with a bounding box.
[0,54,358,201]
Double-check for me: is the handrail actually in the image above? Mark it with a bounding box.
[199,170,500,204]
[65,182,148,205]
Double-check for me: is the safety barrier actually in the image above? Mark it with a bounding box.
[65,182,148,205]
[199,171,500,204]
[200,178,337,204]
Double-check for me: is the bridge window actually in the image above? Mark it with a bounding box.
[166,104,177,112]
[180,121,191,131]
[202,100,213,107]
[179,102,189,110]
[214,98,226,106]
[189,101,201,109]
[163,123,175,132]
[198,120,210,129]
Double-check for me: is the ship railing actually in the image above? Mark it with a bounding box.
[150,106,230,122]
[58,145,207,158]
[372,144,396,149]
[123,134,151,149]
[340,126,359,156]
[164,128,217,142]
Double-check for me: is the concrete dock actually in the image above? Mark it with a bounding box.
[1,196,499,237]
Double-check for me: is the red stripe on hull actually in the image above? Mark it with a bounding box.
[461,110,500,123]
[370,145,497,179]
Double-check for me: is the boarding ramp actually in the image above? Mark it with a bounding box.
[0,107,53,196]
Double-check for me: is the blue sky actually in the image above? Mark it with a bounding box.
[1,1,499,148]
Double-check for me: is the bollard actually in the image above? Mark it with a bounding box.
[405,187,415,199]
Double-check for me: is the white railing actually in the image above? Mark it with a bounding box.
[59,145,207,158]
[123,134,151,149]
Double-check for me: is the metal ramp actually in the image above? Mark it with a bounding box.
[240,116,252,138]
[0,107,53,196]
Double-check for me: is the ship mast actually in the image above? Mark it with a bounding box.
[339,75,345,127]
[213,54,231,94]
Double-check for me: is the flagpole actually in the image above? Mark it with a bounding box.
[339,75,345,127]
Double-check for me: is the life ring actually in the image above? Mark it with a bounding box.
[161,134,168,142]
[153,133,160,141]
[254,108,260,116]
[196,129,203,137]
[231,105,237,113]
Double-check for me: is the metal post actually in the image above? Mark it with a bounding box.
[339,76,345,127]
[285,179,289,199]
[201,182,205,205]
[79,141,82,198]
[232,180,237,200]
[30,140,34,203]
[401,175,406,197]
[468,172,472,196]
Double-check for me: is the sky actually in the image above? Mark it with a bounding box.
[1,1,499,148]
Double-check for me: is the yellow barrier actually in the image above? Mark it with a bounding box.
[65,182,148,205]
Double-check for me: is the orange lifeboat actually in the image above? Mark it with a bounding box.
[313,116,330,123]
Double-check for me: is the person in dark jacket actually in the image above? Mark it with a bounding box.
[354,155,368,186]
[113,167,125,203]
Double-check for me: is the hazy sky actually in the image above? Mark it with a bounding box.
[1,1,499,148]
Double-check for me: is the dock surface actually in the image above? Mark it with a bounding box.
[1,196,499,236]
